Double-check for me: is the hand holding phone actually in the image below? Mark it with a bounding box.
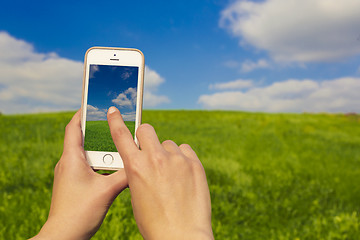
[81,47,144,170]
[30,110,128,240]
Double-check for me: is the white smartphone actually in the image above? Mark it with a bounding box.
[81,47,144,170]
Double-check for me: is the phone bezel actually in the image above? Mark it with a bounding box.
[81,47,144,170]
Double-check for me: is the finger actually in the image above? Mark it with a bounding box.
[63,109,83,153]
[107,107,139,162]
[136,124,163,152]
[179,144,199,160]
[162,140,181,153]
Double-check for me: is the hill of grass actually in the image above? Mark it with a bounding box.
[0,110,359,239]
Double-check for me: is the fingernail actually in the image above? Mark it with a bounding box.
[108,106,117,114]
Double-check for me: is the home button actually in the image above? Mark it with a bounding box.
[103,154,114,165]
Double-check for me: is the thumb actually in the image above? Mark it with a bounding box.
[104,169,128,198]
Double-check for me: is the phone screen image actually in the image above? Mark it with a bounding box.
[84,64,138,152]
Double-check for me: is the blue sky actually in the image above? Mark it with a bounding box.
[1,0,360,113]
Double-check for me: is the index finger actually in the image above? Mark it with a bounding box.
[107,106,139,162]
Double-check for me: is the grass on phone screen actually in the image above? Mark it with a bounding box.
[84,120,135,152]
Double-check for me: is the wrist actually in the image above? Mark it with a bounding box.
[144,227,214,240]
[184,228,214,240]
[30,217,93,240]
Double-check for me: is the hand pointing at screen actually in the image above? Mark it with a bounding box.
[108,106,214,240]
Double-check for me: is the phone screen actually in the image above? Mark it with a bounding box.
[84,64,138,152]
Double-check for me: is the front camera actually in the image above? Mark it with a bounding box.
[114,54,116,56]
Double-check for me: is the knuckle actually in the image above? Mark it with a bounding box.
[125,153,142,173]
[151,150,168,165]
[179,143,191,150]
[64,122,72,133]
[162,139,174,145]
[112,126,129,140]
[136,124,154,137]
[54,160,63,173]
[54,162,59,171]
[190,159,205,173]
[151,151,167,163]
[162,140,177,148]
[172,153,187,166]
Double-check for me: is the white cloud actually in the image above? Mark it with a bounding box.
[209,79,253,90]
[198,77,360,113]
[144,66,165,90]
[121,71,131,80]
[0,31,169,114]
[0,31,83,114]
[87,104,135,122]
[143,91,170,107]
[240,59,270,72]
[144,66,170,107]
[89,65,99,78]
[86,105,107,121]
[220,0,360,63]
[112,87,137,108]
[224,59,271,72]
[121,111,136,121]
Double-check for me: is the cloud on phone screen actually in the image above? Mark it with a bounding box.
[121,111,136,121]
[112,87,137,109]
[86,105,107,121]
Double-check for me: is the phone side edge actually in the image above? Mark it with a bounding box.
[80,48,93,147]
[134,49,145,147]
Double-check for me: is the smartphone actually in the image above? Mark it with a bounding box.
[81,47,144,170]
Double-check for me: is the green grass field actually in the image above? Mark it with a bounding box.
[85,120,135,152]
[0,110,359,239]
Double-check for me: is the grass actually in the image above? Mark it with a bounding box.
[0,110,359,239]
[84,120,135,152]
